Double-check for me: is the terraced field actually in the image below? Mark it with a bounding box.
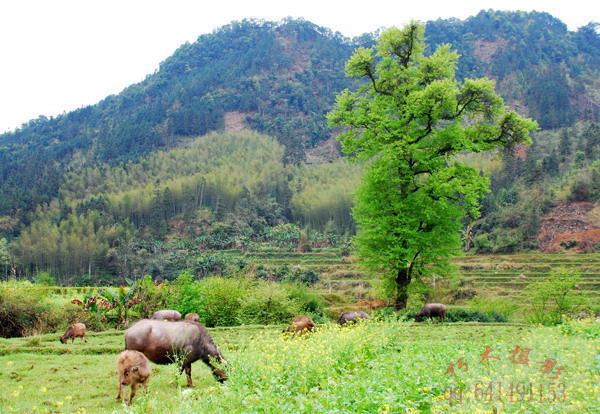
[455,253,600,304]
[228,248,600,305]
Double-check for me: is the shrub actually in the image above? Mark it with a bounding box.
[444,308,507,323]
[0,282,51,337]
[39,306,110,333]
[467,297,518,321]
[241,282,299,325]
[34,272,56,286]
[196,276,250,327]
[135,275,172,319]
[285,283,327,322]
[526,268,583,325]
[283,268,320,286]
[473,234,493,253]
[372,307,401,321]
[167,271,202,317]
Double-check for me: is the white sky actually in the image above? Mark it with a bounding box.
[0,0,597,133]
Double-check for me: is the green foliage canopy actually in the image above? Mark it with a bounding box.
[328,22,538,308]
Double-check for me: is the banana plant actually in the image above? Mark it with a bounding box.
[98,278,142,326]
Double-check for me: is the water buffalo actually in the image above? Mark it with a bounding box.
[337,311,371,325]
[60,323,86,344]
[116,350,151,406]
[184,313,200,322]
[415,303,447,323]
[125,319,227,387]
[150,310,182,321]
[283,315,315,336]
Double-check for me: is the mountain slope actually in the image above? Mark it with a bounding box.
[0,12,598,226]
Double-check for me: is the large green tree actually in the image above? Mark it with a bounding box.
[328,22,538,309]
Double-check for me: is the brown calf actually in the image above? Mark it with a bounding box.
[116,350,151,405]
[184,313,200,322]
[283,315,316,336]
[59,323,86,344]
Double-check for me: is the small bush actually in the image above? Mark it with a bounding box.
[526,268,583,325]
[444,308,507,323]
[168,270,203,317]
[372,307,401,321]
[241,282,299,325]
[135,275,172,319]
[0,282,50,337]
[284,268,320,285]
[196,276,250,327]
[467,297,518,320]
[34,272,56,286]
[285,283,327,322]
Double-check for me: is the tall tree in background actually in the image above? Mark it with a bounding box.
[328,22,537,309]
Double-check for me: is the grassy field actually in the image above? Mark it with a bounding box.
[1,321,598,413]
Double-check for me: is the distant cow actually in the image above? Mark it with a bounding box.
[356,299,387,309]
[415,303,447,323]
[184,313,200,322]
[283,315,315,336]
[59,323,86,344]
[116,350,151,406]
[337,311,371,325]
[150,310,181,322]
[125,319,227,387]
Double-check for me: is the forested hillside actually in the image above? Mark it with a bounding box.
[0,10,599,283]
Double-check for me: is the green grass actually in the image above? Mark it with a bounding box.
[1,321,598,413]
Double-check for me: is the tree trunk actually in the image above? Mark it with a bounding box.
[394,267,411,310]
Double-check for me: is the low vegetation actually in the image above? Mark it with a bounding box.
[0,320,597,413]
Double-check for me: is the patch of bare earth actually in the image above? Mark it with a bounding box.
[305,137,342,164]
[472,37,509,64]
[537,202,600,252]
[224,111,253,133]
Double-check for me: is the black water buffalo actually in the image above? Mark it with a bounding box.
[337,311,371,325]
[415,303,447,323]
[125,319,227,386]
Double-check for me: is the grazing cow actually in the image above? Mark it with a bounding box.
[125,319,227,387]
[59,323,86,344]
[283,315,315,336]
[337,311,371,325]
[184,313,200,322]
[150,310,182,322]
[116,350,151,406]
[415,303,447,323]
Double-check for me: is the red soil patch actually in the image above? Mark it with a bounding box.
[537,202,600,252]
[552,229,600,253]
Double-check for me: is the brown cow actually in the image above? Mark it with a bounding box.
[150,310,182,321]
[283,315,315,336]
[415,303,447,323]
[184,313,200,322]
[59,323,86,344]
[356,299,387,309]
[116,350,151,406]
[125,319,227,387]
